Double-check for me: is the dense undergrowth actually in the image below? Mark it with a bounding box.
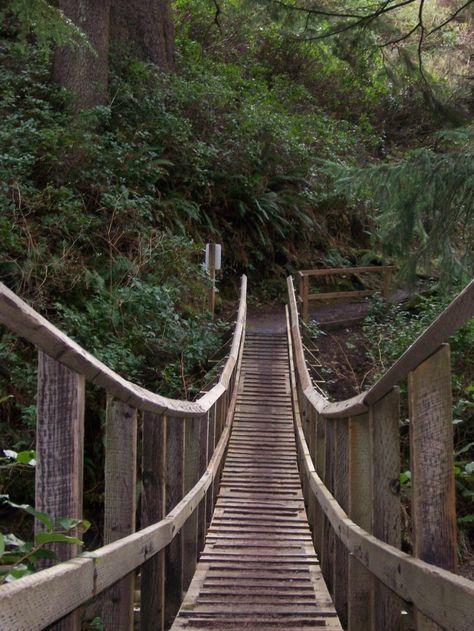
[0,0,473,576]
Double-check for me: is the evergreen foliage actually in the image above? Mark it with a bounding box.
[328,127,474,284]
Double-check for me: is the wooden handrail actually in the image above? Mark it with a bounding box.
[288,275,474,417]
[286,276,474,630]
[298,265,396,320]
[0,276,247,630]
[0,354,244,630]
[298,265,396,277]
[0,276,247,417]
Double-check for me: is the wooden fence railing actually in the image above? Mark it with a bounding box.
[287,276,474,631]
[0,276,247,631]
[298,265,396,321]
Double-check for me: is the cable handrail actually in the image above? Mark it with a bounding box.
[0,276,247,417]
[287,275,474,418]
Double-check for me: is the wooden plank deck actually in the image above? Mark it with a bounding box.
[171,331,342,630]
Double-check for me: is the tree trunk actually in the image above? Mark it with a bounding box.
[110,0,175,71]
[53,1,111,110]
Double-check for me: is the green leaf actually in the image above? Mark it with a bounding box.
[5,564,34,581]
[57,517,90,532]
[30,548,57,561]
[3,500,54,530]
[16,450,36,465]
[3,534,26,548]
[0,533,4,557]
[464,462,474,475]
[34,533,83,546]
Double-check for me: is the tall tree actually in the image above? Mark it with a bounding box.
[110,0,175,71]
[52,0,111,110]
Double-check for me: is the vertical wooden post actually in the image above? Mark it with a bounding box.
[102,399,137,631]
[182,417,200,592]
[322,419,335,594]
[141,412,167,631]
[348,413,374,631]
[206,404,217,525]
[334,418,349,627]
[208,243,216,318]
[35,352,85,631]
[198,411,210,552]
[302,274,309,322]
[314,413,326,557]
[408,344,457,631]
[165,417,185,627]
[307,404,317,534]
[213,393,226,507]
[370,389,402,631]
[383,268,392,300]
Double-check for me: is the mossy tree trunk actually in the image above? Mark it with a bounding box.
[52,0,111,110]
[110,0,175,71]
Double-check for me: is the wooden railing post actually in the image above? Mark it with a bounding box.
[322,419,336,593]
[102,398,138,631]
[182,416,201,592]
[314,412,326,559]
[302,274,309,322]
[408,344,457,630]
[141,412,167,631]
[206,404,217,526]
[306,403,317,535]
[213,393,227,507]
[348,413,374,631]
[334,418,349,627]
[165,418,186,627]
[36,351,85,631]
[370,388,402,631]
[383,268,393,300]
[198,411,210,553]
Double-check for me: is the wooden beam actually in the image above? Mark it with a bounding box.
[370,389,402,631]
[299,266,397,277]
[36,351,85,631]
[182,417,200,592]
[102,399,137,631]
[165,418,185,627]
[0,276,247,418]
[409,345,457,630]
[141,412,167,631]
[348,413,374,631]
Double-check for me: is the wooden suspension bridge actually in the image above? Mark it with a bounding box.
[0,274,473,630]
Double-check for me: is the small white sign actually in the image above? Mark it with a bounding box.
[205,244,222,271]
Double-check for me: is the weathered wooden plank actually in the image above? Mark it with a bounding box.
[102,399,137,631]
[183,416,200,592]
[206,404,217,526]
[299,266,396,277]
[36,352,85,631]
[172,329,341,630]
[409,344,457,630]
[348,413,374,631]
[165,418,186,627]
[198,411,210,553]
[141,411,167,631]
[0,276,247,418]
[291,394,474,631]
[322,419,335,594]
[370,389,402,631]
[333,418,349,627]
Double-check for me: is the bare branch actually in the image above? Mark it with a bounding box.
[428,0,474,36]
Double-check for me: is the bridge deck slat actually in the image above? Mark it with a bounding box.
[170,332,341,630]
